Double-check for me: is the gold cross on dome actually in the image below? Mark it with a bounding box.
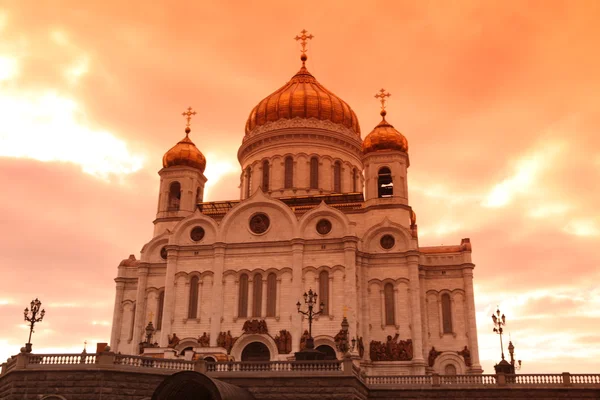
[294,29,314,58]
[182,107,197,128]
[374,88,391,112]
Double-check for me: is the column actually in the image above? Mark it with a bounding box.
[109,280,126,351]
[463,267,483,373]
[407,252,425,366]
[360,257,371,360]
[379,289,386,329]
[276,278,282,320]
[248,278,254,317]
[132,265,149,350]
[328,275,334,318]
[261,278,268,317]
[233,279,239,321]
[419,270,429,361]
[343,237,359,339]
[198,279,204,322]
[394,286,401,329]
[209,243,226,347]
[291,239,304,353]
[159,249,178,347]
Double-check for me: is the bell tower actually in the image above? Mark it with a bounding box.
[154,107,207,236]
[362,89,409,206]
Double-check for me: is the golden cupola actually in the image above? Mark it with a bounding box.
[362,89,408,154]
[244,31,360,138]
[162,108,206,172]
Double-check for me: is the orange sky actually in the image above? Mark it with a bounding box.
[1,0,599,373]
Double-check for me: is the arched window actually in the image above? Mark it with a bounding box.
[262,160,270,192]
[378,167,393,198]
[442,293,453,333]
[238,274,249,318]
[245,167,252,198]
[384,283,395,326]
[352,168,358,192]
[284,156,293,188]
[444,364,457,375]
[188,276,199,319]
[168,181,181,210]
[333,161,341,192]
[319,270,329,316]
[252,274,263,317]
[196,187,203,204]
[128,303,136,341]
[266,273,277,317]
[310,157,319,189]
[156,291,165,330]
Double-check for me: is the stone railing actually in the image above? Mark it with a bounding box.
[114,354,194,371]
[206,360,342,373]
[28,353,97,365]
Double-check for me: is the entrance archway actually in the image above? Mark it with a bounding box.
[316,345,337,360]
[241,341,270,361]
[152,371,254,400]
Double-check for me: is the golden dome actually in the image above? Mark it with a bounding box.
[245,63,360,136]
[162,127,206,172]
[362,110,408,154]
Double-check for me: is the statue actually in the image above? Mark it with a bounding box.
[198,332,210,347]
[299,330,310,350]
[242,319,269,334]
[168,333,180,348]
[369,336,413,361]
[224,330,233,353]
[357,336,365,358]
[334,328,348,353]
[428,346,441,367]
[458,345,472,367]
[274,329,293,354]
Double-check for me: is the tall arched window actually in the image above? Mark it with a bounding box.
[188,276,199,319]
[333,161,342,192]
[245,167,252,198]
[284,156,293,188]
[378,167,393,198]
[384,283,395,326]
[319,270,329,316]
[262,160,270,192]
[168,181,181,210]
[441,293,453,333]
[196,187,203,203]
[352,168,358,192]
[238,274,249,318]
[266,273,277,317]
[129,303,136,341]
[310,157,319,189]
[252,273,263,317]
[156,291,165,330]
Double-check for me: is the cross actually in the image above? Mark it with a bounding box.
[83,340,87,351]
[182,107,197,129]
[374,88,391,112]
[294,29,314,65]
[148,311,154,323]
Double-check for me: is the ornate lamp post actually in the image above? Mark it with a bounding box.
[23,298,45,353]
[508,340,522,371]
[492,306,515,374]
[296,288,324,350]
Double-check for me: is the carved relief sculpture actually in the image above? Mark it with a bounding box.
[334,328,348,353]
[198,332,210,347]
[299,330,310,350]
[458,345,472,367]
[369,335,413,361]
[168,333,180,349]
[242,319,269,334]
[357,336,365,358]
[217,331,237,354]
[428,346,441,367]
[274,329,293,354]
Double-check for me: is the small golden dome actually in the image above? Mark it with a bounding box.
[245,65,361,136]
[362,110,408,154]
[162,127,207,172]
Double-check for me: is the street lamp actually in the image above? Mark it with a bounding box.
[23,298,45,353]
[296,288,324,350]
[491,306,506,360]
[508,340,522,371]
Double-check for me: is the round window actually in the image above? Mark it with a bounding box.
[316,219,332,235]
[380,235,395,250]
[249,213,270,234]
[160,246,168,260]
[190,226,205,242]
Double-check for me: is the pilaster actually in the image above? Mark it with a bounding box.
[160,248,178,347]
[132,265,149,351]
[407,252,425,371]
[463,266,483,373]
[109,280,126,351]
[291,239,304,353]
[343,236,359,340]
[209,243,226,347]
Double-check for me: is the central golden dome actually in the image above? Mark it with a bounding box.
[245,63,360,136]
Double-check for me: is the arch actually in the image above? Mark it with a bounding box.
[262,160,270,192]
[151,370,255,400]
[40,396,68,400]
[229,333,278,362]
[252,273,263,317]
[168,181,182,210]
[316,345,337,360]
[377,167,393,198]
[169,209,220,245]
[384,282,395,326]
[318,270,329,316]
[333,161,342,192]
[297,200,352,237]
[266,273,277,317]
[140,230,171,262]
[245,166,252,198]
[441,292,453,334]
[188,276,200,319]
[361,218,414,252]
[241,341,270,361]
[445,364,457,375]
[433,352,467,375]
[310,156,319,189]
[238,273,249,318]
[204,356,216,362]
[284,156,293,188]
[156,290,165,330]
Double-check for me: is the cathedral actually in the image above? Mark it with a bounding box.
[109,31,483,377]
